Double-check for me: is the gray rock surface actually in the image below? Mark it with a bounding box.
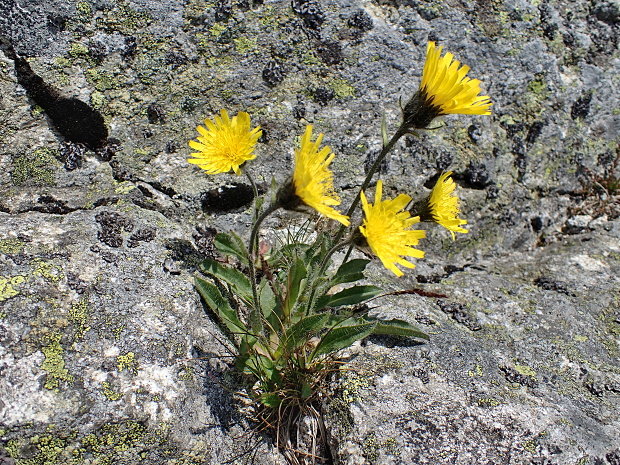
[1,0,618,464]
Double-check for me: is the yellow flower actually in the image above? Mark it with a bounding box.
[188,109,262,175]
[426,171,468,239]
[280,125,350,226]
[403,41,492,129]
[359,180,425,277]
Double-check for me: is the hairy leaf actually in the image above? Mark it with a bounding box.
[214,232,248,265]
[312,321,376,359]
[199,258,253,303]
[283,314,329,352]
[367,317,429,340]
[316,285,382,310]
[331,259,371,285]
[195,276,246,336]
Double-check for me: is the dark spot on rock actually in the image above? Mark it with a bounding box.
[201,183,255,212]
[165,50,188,68]
[437,301,481,331]
[414,315,436,326]
[193,226,217,258]
[348,9,373,31]
[571,92,592,120]
[262,60,284,87]
[181,96,199,113]
[435,150,453,170]
[121,36,138,60]
[292,0,325,29]
[606,449,620,465]
[486,184,499,200]
[215,0,233,21]
[165,140,179,153]
[594,1,620,25]
[538,4,558,40]
[468,124,482,143]
[417,5,439,20]
[33,195,73,214]
[412,367,430,384]
[127,227,156,248]
[293,104,306,119]
[147,103,165,124]
[96,137,121,162]
[530,216,545,232]
[499,365,538,388]
[312,87,334,105]
[585,379,606,397]
[316,40,343,65]
[501,120,525,139]
[66,272,88,294]
[534,276,575,296]
[47,13,68,33]
[88,39,108,63]
[142,128,153,139]
[526,121,545,145]
[455,162,492,189]
[60,141,85,171]
[164,239,204,270]
[95,211,134,248]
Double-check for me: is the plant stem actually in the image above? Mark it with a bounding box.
[334,126,408,244]
[248,203,279,320]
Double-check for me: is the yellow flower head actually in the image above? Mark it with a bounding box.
[280,125,350,226]
[359,180,425,277]
[188,109,262,175]
[403,41,492,129]
[426,171,468,239]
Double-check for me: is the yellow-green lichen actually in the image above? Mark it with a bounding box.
[521,438,537,454]
[514,363,537,378]
[468,364,484,377]
[68,41,90,59]
[33,259,65,283]
[85,68,119,91]
[76,0,93,18]
[179,365,194,381]
[233,36,257,54]
[329,78,356,99]
[114,180,137,194]
[0,238,24,254]
[117,352,137,372]
[11,147,59,186]
[476,397,501,407]
[69,298,91,340]
[209,23,227,37]
[41,333,74,390]
[101,382,123,401]
[0,275,25,302]
[6,421,173,465]
[96,0,151,34]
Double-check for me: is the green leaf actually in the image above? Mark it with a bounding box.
[316,285,382,310]
[331,259,370,285]
[282,314,329,352]
[194,276,246,335]
[214,232,248,265]
[312,321,376,359]
[367,318,429,340]
[260,392,281,408]
[300,382,312,399]
[283,258,307,319]
[199,258,253,303]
